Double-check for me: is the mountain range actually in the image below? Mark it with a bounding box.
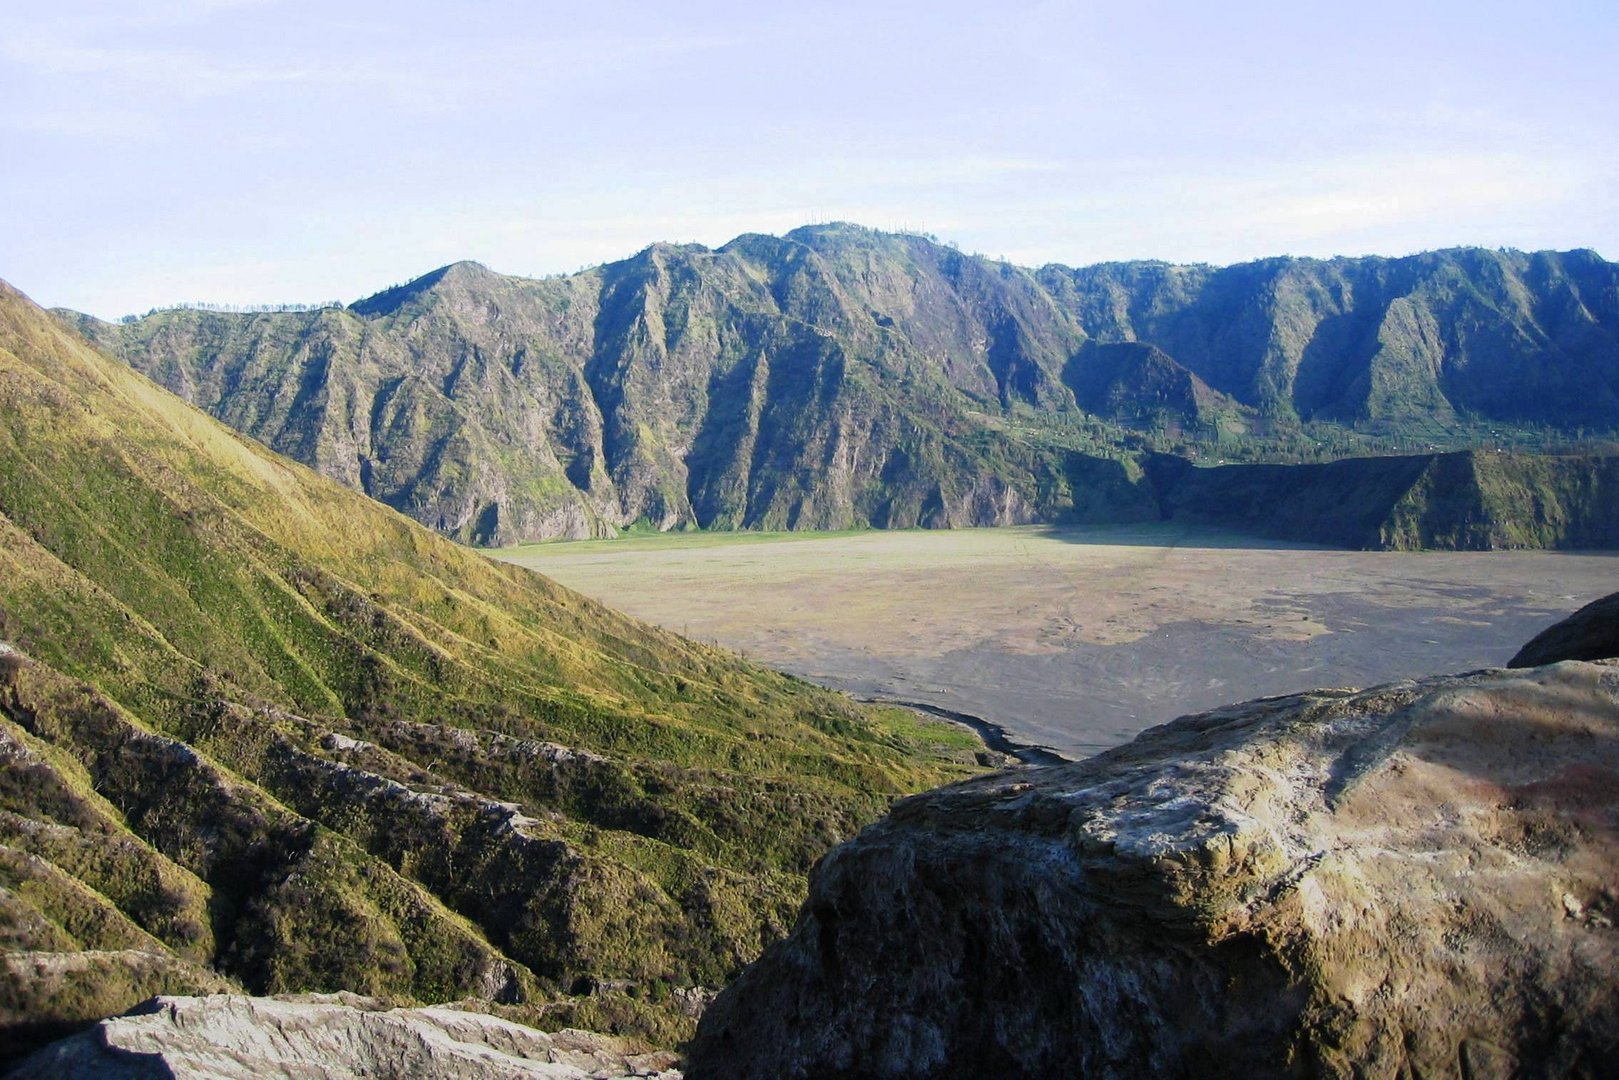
[63,225,1619,546]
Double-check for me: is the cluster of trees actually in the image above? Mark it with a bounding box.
[121,300,344,323]
[1070,404,1619,466]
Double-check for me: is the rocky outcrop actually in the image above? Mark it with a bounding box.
[10,993,681,1078]
[688,660,1619,1078]
[1511,591,1619,667]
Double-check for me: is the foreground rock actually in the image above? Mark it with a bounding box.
[688,661,1619,1078]
[1510,590,1619,667]
[11,993,681,1079]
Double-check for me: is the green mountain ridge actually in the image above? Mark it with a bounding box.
[1147,450,1619,549]
[1064,341,1249,433]
[0,280,985,1063]
[67,225,1619,546]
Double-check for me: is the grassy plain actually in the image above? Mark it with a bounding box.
[496,524,1619,756]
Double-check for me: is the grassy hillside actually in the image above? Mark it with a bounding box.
[0,280,986,1063]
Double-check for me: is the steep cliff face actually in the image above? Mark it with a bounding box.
[688,660,1619,1078]
[1040,247,1619,425]
[72,229,1619,544]
[1151,450,1619,550]
[78,229,1098,544]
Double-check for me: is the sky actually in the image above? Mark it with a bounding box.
[3,0,1616,318]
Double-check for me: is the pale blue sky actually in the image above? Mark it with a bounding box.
[4,0,1615,317]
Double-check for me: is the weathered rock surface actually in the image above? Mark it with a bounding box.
[688,661,1619,1078]
[1511,591,1619,667]
[11,993,682,1078]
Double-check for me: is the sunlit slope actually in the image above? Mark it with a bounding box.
[78,230,1619,545]
[0,279,984,1059]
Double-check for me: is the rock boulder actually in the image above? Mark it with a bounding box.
[1510,591,1619,667]
[688,662,1619,1078]
[11,993,681,1079]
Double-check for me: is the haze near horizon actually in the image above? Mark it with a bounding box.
[4,0,1615,318]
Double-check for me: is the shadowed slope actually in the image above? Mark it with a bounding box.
[1149,450,1619,550]
[1511,590,1619,667]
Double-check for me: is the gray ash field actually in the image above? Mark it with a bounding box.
[498,524,1619,757]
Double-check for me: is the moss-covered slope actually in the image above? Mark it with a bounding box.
[0,280,986,1063]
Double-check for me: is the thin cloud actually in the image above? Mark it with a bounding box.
[1,35,327,95]
[8,1,1615,313]
[1226,153,1594,239]
[2,12,743,106]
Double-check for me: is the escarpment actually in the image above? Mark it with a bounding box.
[71,230,1619,547]
[689,657,1619,1078]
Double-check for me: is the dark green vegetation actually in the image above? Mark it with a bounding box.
[67,226,1619,546]
[1148,450,1619,550]
[0,281,987,1064]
